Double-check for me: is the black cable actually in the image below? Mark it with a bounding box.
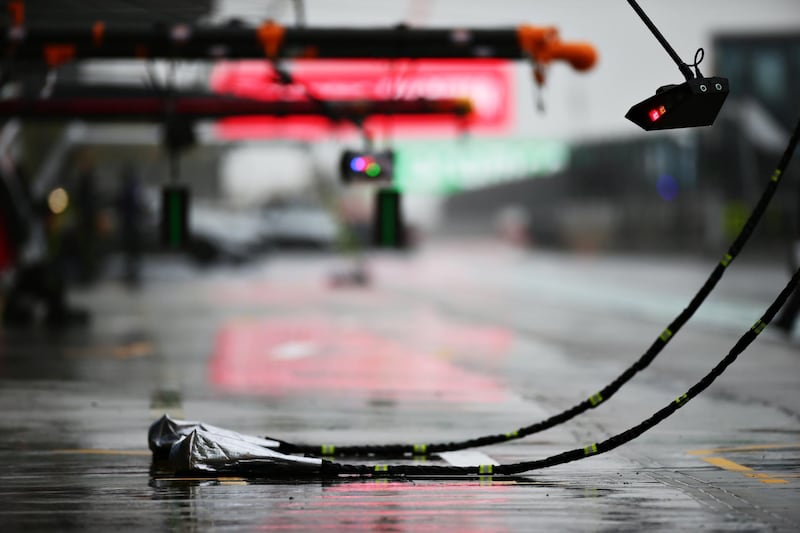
[320,266,800,477]
[267,117,800,458]
[689,47,705,78]
[271,61,356,127]
[626,0,695,81]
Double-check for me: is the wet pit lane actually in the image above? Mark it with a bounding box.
[1,243,799,531]
[2,452,750,532]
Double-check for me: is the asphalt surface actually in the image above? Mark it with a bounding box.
[1,241,799,531]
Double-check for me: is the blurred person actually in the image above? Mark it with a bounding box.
[73,158,100,284]
[0,164,26,274]
[0,157,88,327]
[0,160,24,312]
[117,165,144,285]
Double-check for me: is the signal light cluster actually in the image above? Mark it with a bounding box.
[349,155,383,178]
[340,150,395,184]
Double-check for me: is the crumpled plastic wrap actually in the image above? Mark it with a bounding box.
[148,414,282,459]
[149,414,322,477]
[168,427,322,475]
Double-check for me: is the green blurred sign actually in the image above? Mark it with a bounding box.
[161,186,190,248]
[394,138,569,194]
[373,188,405,249]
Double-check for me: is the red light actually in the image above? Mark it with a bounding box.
[649,108,661,122]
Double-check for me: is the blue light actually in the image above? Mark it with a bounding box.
[657,174,679,201]
[350,157,367,172]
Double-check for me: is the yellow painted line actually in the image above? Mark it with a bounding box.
[688,443,800,456]
[50,449,151,456]
[219,480,248,485]
[703,457,752,472]
[745,473,788,484]
[113,341,155,359]
[702,457,788,484]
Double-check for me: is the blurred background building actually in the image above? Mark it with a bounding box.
[3,0,799,275]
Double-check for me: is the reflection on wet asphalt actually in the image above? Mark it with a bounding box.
[1,244,799,530]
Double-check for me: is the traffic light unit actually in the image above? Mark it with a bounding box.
[625,77,729,131]
[340,150,395,184]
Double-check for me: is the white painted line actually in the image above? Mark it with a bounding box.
[438,450,499,467]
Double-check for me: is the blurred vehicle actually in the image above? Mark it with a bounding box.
[137,190,266,265]
[188,204,267,264]
[260,202,339,250]
[136,191,339,264]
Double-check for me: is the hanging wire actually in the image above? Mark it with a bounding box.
[320,265,800,478]
[163,265,800,479]
[261,116,800,458]
[689,47,705,79]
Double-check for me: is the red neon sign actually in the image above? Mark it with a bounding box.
[209,59,514,140]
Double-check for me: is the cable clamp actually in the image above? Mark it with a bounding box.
[751,319,767,335]
[321,445,335,456]
[8,0,24,26]
[674,393,688,406]
[517,25,557,96]
[413,444,427,455]
[92,21,106,47]
[517,25,559,66]
[659,328,673,342]
[583,443,598,456]
[374,465,389,473]
[43,44,76,68]
[505,430,519,439]
[589,392,604,407]
[720,253,733,268]
[257,20,285,59]
[478,464,494,475]
[771,169,782,182]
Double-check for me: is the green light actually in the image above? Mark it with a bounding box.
[365,162,381,177]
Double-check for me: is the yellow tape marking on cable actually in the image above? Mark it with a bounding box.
[321,445,335,455]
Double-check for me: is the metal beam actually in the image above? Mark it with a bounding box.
[0,23,596,69]
[0,96,473,121]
